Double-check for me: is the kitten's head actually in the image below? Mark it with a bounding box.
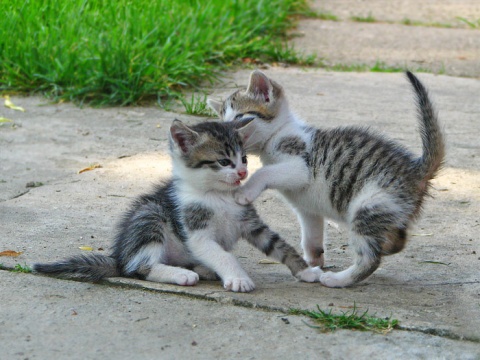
[169,119,252,192]
[207,70,286,150]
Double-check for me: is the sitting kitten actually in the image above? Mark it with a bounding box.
[207,71,445,287]
[34,119,321,292]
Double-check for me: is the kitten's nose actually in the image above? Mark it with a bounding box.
[237,169,247,180]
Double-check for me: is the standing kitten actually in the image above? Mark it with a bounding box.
[34,119,320,292]
[207,71,445,287]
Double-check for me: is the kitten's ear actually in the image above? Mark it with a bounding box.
[247,70,273,103]
[235,118,255,143]
[207,99,223,116]
[170,119,200,154]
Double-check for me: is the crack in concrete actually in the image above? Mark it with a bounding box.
[2,268,479,343]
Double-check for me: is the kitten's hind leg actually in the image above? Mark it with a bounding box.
[320,233,381,287]
[146,263,199,286]
[242,206,322,283]
[297,211,325,268]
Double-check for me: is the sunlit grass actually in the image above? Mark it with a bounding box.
[0,0,312,106]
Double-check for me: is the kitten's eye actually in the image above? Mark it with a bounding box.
[242,155,247,164]
[217,159,231,167]
[234,114,243,120]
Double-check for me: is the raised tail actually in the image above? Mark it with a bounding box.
[406,71,445,181]
[33,254,119,282]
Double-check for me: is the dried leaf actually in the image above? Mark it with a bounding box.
[4,95,25,112]
[0,250,23,257]
[78,164,102,174]
[258,259,281,265]
[79,246,93,251]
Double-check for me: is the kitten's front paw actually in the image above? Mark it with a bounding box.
[319,271,349,288]
[174,270,199,286]
[224,277,255,292]
[234,187,259,205]
[296,267,323,283]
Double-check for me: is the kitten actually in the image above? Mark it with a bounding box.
[34,119,321,292]
[207,71,445,287]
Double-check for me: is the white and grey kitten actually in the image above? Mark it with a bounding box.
[34,119,320,292]
[208,71,445,287]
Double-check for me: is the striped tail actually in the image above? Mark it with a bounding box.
[406,71,445,181]
[33,254,119,282]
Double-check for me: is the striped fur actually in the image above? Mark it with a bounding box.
[34,119,321,292]
[209,70,445,287]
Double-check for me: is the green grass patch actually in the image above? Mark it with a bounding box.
[457,17,480,29]
[181,94,214,117]
[12,263,32,273]
[324,61,439,74]
[302,10,338,21]
[400,18,454,29]
[0,0,313,106]
[350,13,376,23]
[289,304,398,334]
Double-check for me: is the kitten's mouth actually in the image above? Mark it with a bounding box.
[221,180,242,187]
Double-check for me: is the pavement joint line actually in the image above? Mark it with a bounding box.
[2,267,479,343]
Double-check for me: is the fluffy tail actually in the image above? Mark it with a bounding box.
[33,254,119,282]
[406,71,445,181]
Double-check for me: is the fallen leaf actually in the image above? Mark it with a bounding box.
[4,95,25,112]
[258,259,281,265]
[79,246,93,251]
[78,164,102,174]
[0,117,13,123]
[0,250,24,257]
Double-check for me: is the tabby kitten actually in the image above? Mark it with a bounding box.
[34,119,321,292]
[208,71,445,287]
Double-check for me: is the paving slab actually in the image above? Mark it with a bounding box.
[292,0,480,77]
[311,0,480,26]
[1,69,479,359]
[2,271,479,360]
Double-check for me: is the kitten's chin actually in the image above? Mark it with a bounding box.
[219,180,242,188]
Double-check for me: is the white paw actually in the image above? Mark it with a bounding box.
[224,277,255,292]
[174,270,199,286]
[234,187,259,205]
[296,267,323,283]
[319,271,349,288]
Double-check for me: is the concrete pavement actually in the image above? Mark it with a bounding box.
[1,1,480,359]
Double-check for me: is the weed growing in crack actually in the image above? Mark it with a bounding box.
[350,13,376,23]
[289,303,398,334]
[12,263,32,273]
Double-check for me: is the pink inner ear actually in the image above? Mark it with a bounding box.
[172,130,190,153]
[252,74,270,102]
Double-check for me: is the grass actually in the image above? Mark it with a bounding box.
[400,18,454,29]
[181,94,214,117]
[350,13,376,23]
[324,61,440,74]
[0,0,313,106]
[457,17,480,29]
[12,263,32,273]
[289,304,398,334]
